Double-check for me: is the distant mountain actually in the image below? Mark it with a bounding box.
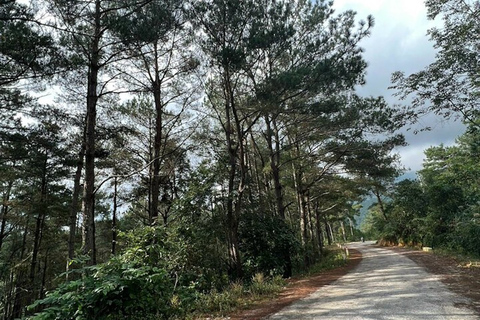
[355,172,419,227]
[355,197,376,228]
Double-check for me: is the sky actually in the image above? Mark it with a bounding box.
[332,0,466,176]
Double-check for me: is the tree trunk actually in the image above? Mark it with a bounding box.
[112,177,118,255]
[265,116,285,218]
[315,206,324,256]
[68,142,85,261]
[0,180,13,250]
[348,217,354,236]
[224,69,243,279]
[373,186,388,221]
[324,215,332,246]
[149,42,169,225]
[264,116,292,277]
[11,218,30,319]
[340,220,347,242]
[29,154,48,307]
[329,222,336,243]
[82,0,102,265]
[150,78,163,224]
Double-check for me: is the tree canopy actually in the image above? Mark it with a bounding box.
[391,0,480,127]
[1,0,478,319]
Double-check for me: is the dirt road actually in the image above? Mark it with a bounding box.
[268,242,479,319]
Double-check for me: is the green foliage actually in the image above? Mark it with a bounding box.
[0,0,60,86]
[28,224,288,320]
[302,248,348,276]
[239,212,298,278]
[368,120,480,254]
[28,227,197,319]
[391,0,480,126]
[0,0,411,317]
[193,274,285,317]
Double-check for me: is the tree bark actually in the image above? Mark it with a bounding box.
[224,68,243,279]
[112,177,118,255]
[340,220,347,242]
[150,50,163,224]
[29,153,48,307]
[373,186,388,221]
[315,206,324,256]
[82,0,102,265]
[68,142,85,260]
[11,218,30,319]
[265,116,285,218]
[0,180,13,251]
[324,215,332,246]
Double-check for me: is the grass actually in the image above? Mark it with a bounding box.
[189,247,350,319]
[189,274,286,319]
[428,247,480,268]
[304,248,348,276]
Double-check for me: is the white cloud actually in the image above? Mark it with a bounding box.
[332,0,465,173]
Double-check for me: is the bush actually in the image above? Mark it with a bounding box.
[28,227,199,320]
[305,249,347,275]
[239,212,298,279]
[192,273,285,317]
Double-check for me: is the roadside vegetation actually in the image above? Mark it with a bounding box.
[28,230,346,320]
[0,0,477,319]
[363,119,480,256]
[362,0,479,257]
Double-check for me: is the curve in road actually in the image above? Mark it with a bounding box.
[268,241,479,320]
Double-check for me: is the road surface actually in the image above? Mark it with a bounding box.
[268,242,479,319]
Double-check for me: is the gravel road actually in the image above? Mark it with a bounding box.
[268,242,479,320]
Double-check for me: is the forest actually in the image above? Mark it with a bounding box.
[0,0,478,319]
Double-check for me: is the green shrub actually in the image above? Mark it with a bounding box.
[28,227,198,320]
[192,274,285,317]
[239,212,298,278]
[306,249,347,275]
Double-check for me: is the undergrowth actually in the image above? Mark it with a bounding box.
[191,248,349,319]
[189,273,285,319]
[427,247,480,267]
[27,225,351,320]
[304,248,348,276]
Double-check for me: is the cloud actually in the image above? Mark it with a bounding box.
[396,115,465,173]
[333,0,466,173]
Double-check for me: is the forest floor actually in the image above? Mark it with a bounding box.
[225,244,480,319]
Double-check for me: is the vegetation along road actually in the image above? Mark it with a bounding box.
[268,242,479,320]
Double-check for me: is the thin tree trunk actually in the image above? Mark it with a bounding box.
[348,217,354,236]
[150,69,163,224]
[12,218,30,319]
[324,215,332,246]
[112,177,118,255]
[68,142,85,262]
[39,250,48,300]
[373,186,388,221]
[315,206,324,256]
[29,154,48,308]
[225,69,243,279]
[147,117,153,219]
[264,116,292,277]
[328,222,336,243]
[0,180,13,251]
[82,0,102,265]
[307,197,318,259]
[265,116,285,218]
[340,220,347,242]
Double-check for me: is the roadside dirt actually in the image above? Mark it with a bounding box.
[228,249,362,320]
[226,245,480,319]
[383,246,480,315]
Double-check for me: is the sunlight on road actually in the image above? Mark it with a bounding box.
[268,243,478,320]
